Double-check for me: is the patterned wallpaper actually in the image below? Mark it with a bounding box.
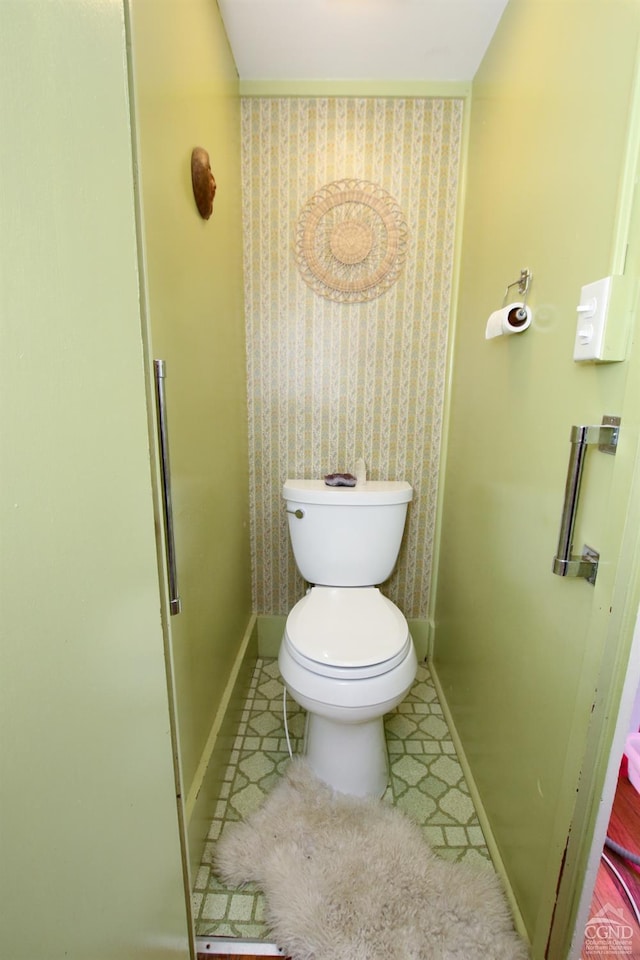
[241,97,463,619]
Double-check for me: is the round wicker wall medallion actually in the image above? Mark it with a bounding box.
[295,179,408,303]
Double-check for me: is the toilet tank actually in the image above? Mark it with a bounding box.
[283,479,412,586]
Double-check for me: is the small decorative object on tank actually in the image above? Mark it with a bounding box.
[324,473,357,487]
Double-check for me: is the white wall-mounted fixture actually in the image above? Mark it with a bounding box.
[573,276,634,362]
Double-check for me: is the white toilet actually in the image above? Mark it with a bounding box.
[278,478,417,797]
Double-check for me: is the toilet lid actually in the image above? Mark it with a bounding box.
[285,587,409,677]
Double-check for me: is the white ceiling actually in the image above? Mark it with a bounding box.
[217,0,509,82]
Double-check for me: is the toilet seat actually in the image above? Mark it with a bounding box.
[284,586,410,680]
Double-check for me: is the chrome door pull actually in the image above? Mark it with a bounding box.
[552,416,620,585]
[154,360,182,615]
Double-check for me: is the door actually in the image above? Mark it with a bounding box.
[124,0,251,879]
[0,2,191,957]
[549,167,640,954]
[432,4,640,955]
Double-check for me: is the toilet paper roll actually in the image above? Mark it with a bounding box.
[485,302,532,340]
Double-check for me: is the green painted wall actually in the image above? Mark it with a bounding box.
[127,0,252,822]
[0,2,190,957]
[434,0,640,953]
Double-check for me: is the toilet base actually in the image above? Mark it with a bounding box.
[304,712,389,798]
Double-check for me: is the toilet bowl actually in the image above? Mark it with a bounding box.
[279,586,417,797]
[279,478,417,798]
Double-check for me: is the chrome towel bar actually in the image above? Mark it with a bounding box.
[552,416,620,585]
[154,359,182,615]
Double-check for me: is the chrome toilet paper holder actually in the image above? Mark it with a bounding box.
[504,268,532,304]
[485,269,533,338]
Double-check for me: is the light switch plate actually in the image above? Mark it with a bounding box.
[573,277,611,361]
[573,275,633,362]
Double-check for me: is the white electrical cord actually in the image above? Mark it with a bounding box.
[283,687,293,759]
[601,852,640,926]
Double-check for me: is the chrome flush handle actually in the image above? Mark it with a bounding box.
[286,508,304,519]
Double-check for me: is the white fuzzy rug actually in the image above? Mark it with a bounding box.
[215,760,529,960]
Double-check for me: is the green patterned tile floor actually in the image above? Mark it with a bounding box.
[193,658,491,939]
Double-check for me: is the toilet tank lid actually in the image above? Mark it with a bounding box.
[283,479,412,505]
